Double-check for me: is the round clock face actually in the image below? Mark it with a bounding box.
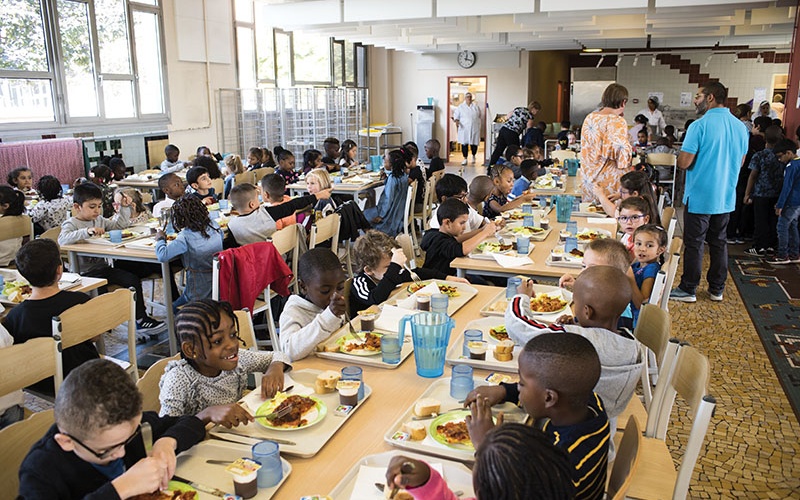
[457,51,476,68]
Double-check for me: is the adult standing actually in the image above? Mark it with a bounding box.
[453,92,482,166]
[757,100,778,120]
[638,96,667,137]
[579,83,633,202]
[489,101,541,170]
[670,81,748,303]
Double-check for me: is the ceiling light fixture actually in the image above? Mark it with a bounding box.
[615,54,622,66]
[733,53,739,63]
[756,52,763,63]
[583,48,602,53]
[596,56,605,68]
[705,54,712,67]
[633,55,639,67]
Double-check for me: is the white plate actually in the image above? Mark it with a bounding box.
[478,286,573,318]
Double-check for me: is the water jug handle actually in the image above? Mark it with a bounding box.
[399,315,412,339]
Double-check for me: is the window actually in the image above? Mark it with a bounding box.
[0,0,168,127]
[292,32,331,85]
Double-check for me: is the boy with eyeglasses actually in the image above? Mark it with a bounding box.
[617,197,652,257]
[18,359,205,499]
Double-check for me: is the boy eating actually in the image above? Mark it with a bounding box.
[159,144,189,174]
[465,333,609,500]
[261,173,296,230]
[423,139,445,179]
[185,166,217,205]
[428,174,499,242]
[18,359,205,499]
[152,172,185,218]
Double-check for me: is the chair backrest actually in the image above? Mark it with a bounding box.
[52,288,137,391]
[0,338,55,398]
[269,224,301,294]
[0,214,33,241]
[396,234,416,269]
[549,150,577,162]
[39,226,61,242]
[309,212,340,254]
[0,409,55,497]
[234,171,255,187]
[137,354,180,413]
[659,238,682,310]
[421,176,437,230]
[403,182,417,236]
[210,177,224,198]
[634,303,671,408]
[234,309,258,349]
[661,206,675,227]
[651,345,716,499]
[646,153,677,166]
[251,167,274,184]
[607,415,642,500]
[664,214,677,248]
[432,170,446,181]
[648,270,667,306]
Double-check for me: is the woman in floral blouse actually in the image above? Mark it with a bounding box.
[580,83,633,202]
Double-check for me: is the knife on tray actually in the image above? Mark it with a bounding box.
[171,475,227,497]
[211,428,296,446]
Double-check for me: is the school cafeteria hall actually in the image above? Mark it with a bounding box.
[1,0,800,499]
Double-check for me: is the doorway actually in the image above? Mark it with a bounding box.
[447,76,488,166]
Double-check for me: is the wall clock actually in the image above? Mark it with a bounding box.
[457,51,476,69]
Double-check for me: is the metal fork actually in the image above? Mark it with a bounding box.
[343,310,364,341]
[255,404,293,421]
[404,264,422,284]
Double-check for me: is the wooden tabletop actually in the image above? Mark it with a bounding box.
[0,269,107,308]
[288,177,384,195]
[258,284,501,498]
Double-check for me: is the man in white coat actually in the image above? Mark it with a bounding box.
[453,92,482,166]
[638,96,667,137]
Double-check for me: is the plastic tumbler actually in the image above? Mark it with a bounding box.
[555,195,574,223]
[381,334,402,364]
[219,199,229,210]
[430,293,449,314]
[252,441,282,488]
[463,329,483,357]
[517,236,530,254]
[566,221,578,235]
[341,366,365,400]
[450,365,474,400]
[523,215,534,227]
[109,230,123,243]
[565,236,578,253]
[333,176,342,184]
[506,277,522,299]
[521,203,533,214]
[209,210,220,220]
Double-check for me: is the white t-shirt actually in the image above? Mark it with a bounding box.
[429,205,487,232]
[152,198,175,218]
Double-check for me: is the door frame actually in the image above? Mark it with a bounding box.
[446,75,488,164]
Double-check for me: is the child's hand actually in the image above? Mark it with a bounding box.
[371,216,383,224]
[559,273,576,288]
[202,196,215,205]
[196,403,254,428]
[155,229,166,241]
[118,192,132,207]
[516,278,536,297]
[385,456,431,490]
[150,437,177,483]
[466,396,503,450]
[88,227,105,237]
[261,362,285,399]
[112,456,170,498]
[493,218,507,229]
[554,314,575,325]
[521,193,537,202]
[328,290,346,317]
[391,247,407,267]
[592,184,607,199]
[315,188,333,200]
[445,276,470,284]
[483,221,498,234]
[463,385,506,408]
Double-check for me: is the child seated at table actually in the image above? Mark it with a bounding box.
[385,423,575,500]
[420,198,497,278]
[59,183,166,336]
[464,333,608,500]
[424,139,445,179]
[30,175,71,233]
[153,172,184,218]
[483,165,536,219]
[90,165,115,218]
[186,165,217,205]
[228,182,329,245]
[160,143,190,174]
[18,359,206,499]
[158,299,290,425]
[303,168,338,231]
[223,153,245,199]
[511,159,541,198]
[114,188,152,226]
[364,149,410,237]
[0,186,26,266]
[109,157,127,182]
[629,224,667,325]
[593,170,659,224]
[3,239,99,396]
[405,141,426,207]
[302,148,324,175]
[338,139,358,169]
[349,230,461,317]
[275,147,299,190]
[7,166,35,195]
[279,247,346,360]
[466,175,493,222]
[504,266,642,445]
[559,238,635,330]
[429,174,498,242]
[617,196,652,256]
[262,173,298,230]
[155,195,223,308]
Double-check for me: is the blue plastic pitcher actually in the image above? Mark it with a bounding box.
[400,312,455,378]
[565,159,579,176]
[370,155,383,171]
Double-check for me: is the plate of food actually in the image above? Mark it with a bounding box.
[100,229,139,240]
[533,174,557,190]
[488,324,510,342]
[336,332,383,356]
[255,393,327,431]
[1,279,32,303]
[531,292,569,315]
[547,245,585,268]
[130,481,196,499]
[575,228,612,243]
[430,410,489,451]
[480,285,573,318]
[503,225,552,241]
[407,281,461,297]
[470,240,517,260]
[502,210,526,221]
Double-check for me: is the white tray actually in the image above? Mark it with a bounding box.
[209,369,372,458]
[387,280,478,316]
[571,210,609,218]
[383,378,527,463]
[85,228,150,246]
[446,318,522,373]
[174,440,291,499]
[478,286,573,318]
[315,325,413,369]
[328,450,475,500]
[124,236,158,249]
[468,237,535,260]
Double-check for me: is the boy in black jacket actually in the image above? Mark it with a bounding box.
[18,359,205,499]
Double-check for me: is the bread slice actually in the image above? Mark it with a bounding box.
[384,484,413,500]
[413,398,441,417]
[401,421,427,441]
[493,351,513,362]
[314,370,341,394]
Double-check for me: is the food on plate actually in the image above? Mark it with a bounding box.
[383,486,413,500]
[341,332,382,352]
[576,229,607,242]
[494,340,515,362]
[487,298,508,313]
[530,293,568,313]
[506,211,525,220]
[358,305,381,316]
[263,394,317,428]
[489,325,509,341]
[102,229,135,239]
[509,226,545,238]
[477,241,514,253]
[206,203,220,211]
[402,421,428,440]
[407,282,460,297]
[315,370,341,394]
[130,491,196,500]
[569,248,584,258]
[3,280,32,303]
[533,174,557,189]
[587,205,601,213]
[436,420,471,445]
[413,398,441,417]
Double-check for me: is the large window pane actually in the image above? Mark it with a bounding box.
[333,41,343,87]
[58,0,98,117]
[237,26,256,88]
[356,44,366,88]
[133,10,164,114]
[293,32,331,84]
[235,0,252,23]
[96,0,130,74]
[275,31,291,88]
[344,41,354,85]
[0,78,54,123]
[255,26,275,82]
[103,80,134,118]
[0,0,48,72]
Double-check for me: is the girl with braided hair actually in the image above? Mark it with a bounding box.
[363,148,411,236]
[155,194,223,309]
[158,299,291,427]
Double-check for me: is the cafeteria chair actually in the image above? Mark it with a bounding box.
[647,153,678,206]
[606,415,642,500]
[210,177,224,198]
[647,270,668,308]
[420,175,437,231]
[549,150,577,162]
[396,234,416,269]
[251,167,274,184]
[52,288,138,392]
[0,337,56,401]
[658,238,683,311]
[269,224,303,294]
[0,213,34,245]
[39,226,69,267]
[626,345,716,500]
[235,308,259,349]
[137,353,180,413]
[233,171,255,188]
[309,212,341,254]
[0,409,54,497]
[402,182,418,255]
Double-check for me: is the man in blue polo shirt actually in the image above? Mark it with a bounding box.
[670,81,748,303]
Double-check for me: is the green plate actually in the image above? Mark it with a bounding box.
[167,480,196,494]
[430,410,476,451]
[337,332,383,356]
[255,395,327,431]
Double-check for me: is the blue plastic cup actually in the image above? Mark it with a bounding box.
[430,293,449,314]
[522,203,533,214]
[517,236,530,255]
[523,215,534,227]
[450,365,474,400]
[463,329,483,357]
[565,236,578,253]
[341,366,365,400]
[381,334,402,364]
[61,184,70,194]
[555,195,574,223]
[252,441,282,488]
[566,221,578,235]
[219,199,229,210]
[506,277,522,299]
[333,176,342,184]
[109,230,122,243]
[209,210,220,220]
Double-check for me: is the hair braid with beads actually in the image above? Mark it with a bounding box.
[170,194,215,238]
[175,299,241,365]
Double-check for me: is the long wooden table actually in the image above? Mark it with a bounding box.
[288,177,384,202]
[254,285,500,498]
